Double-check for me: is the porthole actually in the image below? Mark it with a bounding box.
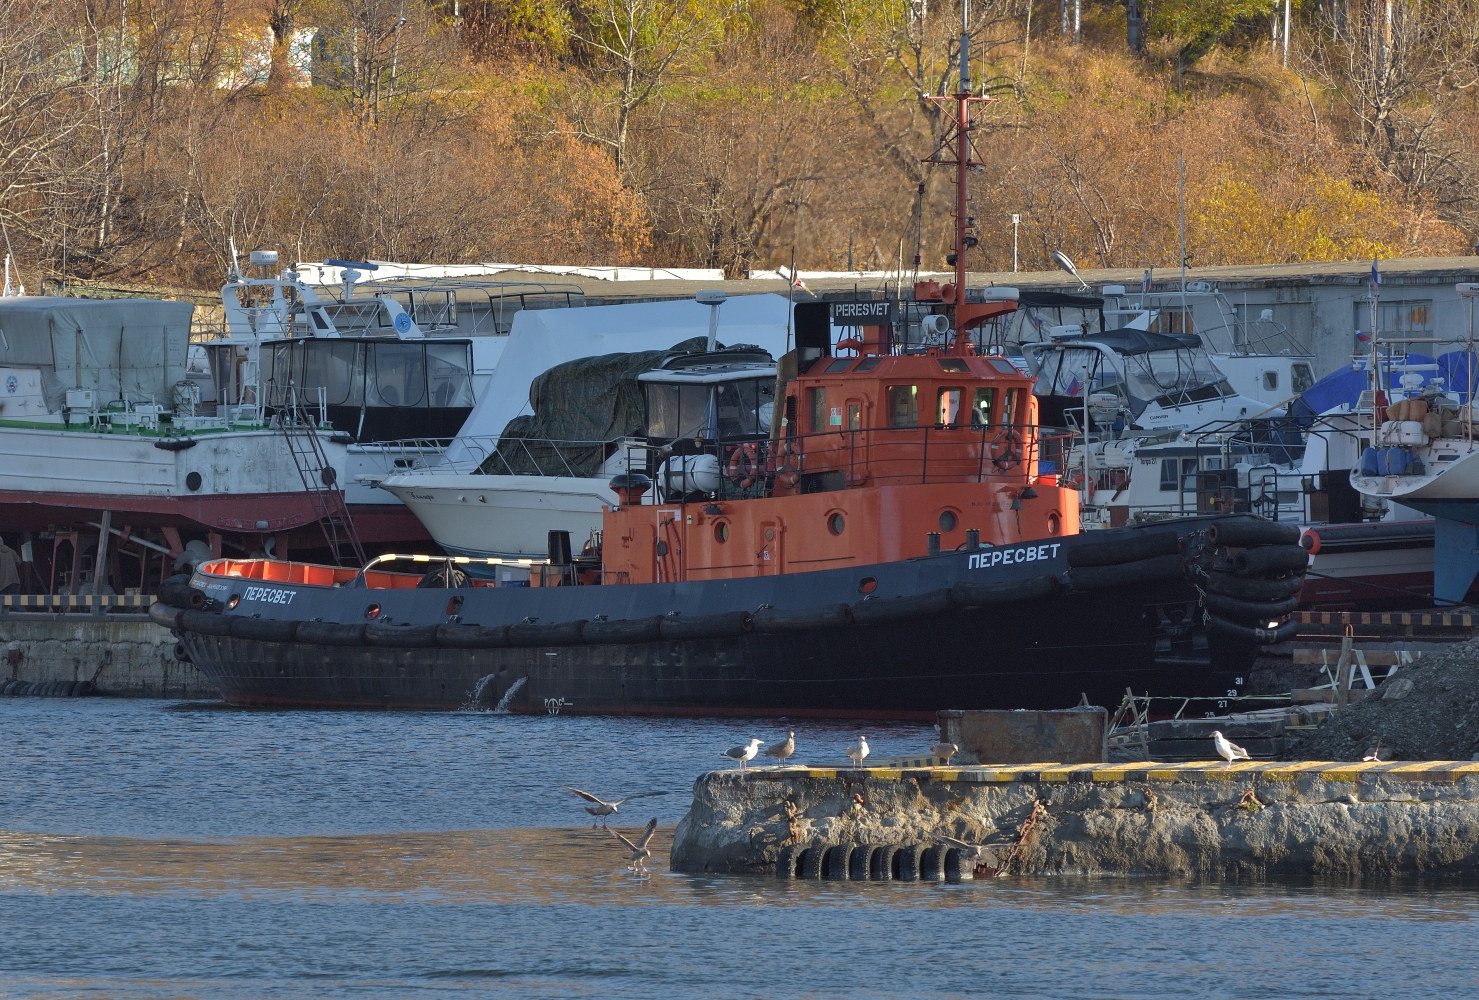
[1047,513,1061,535]
[715,522,729,543]
[828,512,845,535]
[938,510,958,532]
[858,576,878,595]
[364,603,381,620]
[320,466,337,486]
[185,471,202,491]
[226,594,240,610]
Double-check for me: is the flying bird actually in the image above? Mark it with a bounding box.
[762,731,796,765]
[936,833,988,863]
[721,737,764,771]
[1211,730,1250,769]
[932,741,959,765]
[561,786,668,827]
[845,734,870,769]
[609,817,659,874]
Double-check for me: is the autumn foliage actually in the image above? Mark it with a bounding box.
[0,0,1474,292]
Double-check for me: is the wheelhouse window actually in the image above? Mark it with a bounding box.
[972,388,996,426]
[887,385,917,427]
[809,387,827,432]
[937,387,964,426]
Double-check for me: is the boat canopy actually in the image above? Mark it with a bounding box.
[1057,328,1203,355]
[0,297,195,413]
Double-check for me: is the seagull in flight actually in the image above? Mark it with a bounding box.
[721,737,764,772]
[845,734,869,769]
[561,786,668,827]
[762,731,796,765]
[936,833,988,863]
[1211,730,1250,769]
[610,817,659,874]
[932,741,959,765]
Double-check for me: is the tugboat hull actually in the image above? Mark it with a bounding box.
[155,516,1302,718]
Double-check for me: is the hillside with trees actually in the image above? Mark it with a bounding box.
[1,0,1476,292]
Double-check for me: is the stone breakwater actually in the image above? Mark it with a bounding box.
[671,760,1479,879]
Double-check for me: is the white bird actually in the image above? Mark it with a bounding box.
[1362,741,1384,762]
[932,741,959,765]
[936,833,988,863]
[721,737,764,771]
[845,734,869,769]
[609,817,659,873]
[1212,730,1250,769]
[762,731,796,764]
[561,786,668,827]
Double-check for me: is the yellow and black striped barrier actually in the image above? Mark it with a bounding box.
[0,593,155,611]
[736,761,1479,784]
[1296,610,1479,629]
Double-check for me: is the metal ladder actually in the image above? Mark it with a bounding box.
[273,386,366,566]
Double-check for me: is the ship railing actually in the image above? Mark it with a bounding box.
[379,433,640,480]
[734,422,1044,493]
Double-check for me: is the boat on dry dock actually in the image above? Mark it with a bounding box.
[149,53,1308,717]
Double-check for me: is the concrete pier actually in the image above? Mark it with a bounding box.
[672,760,1479,879]
[0,610,212,698]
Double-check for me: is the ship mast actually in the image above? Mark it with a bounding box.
[924,4,1012,355]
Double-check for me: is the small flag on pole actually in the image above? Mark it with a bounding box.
[1370,258,1381,293]
[1141,269,1153,293]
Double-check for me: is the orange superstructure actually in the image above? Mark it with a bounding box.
[602,341,1079,586]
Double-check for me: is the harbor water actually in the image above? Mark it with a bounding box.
[2,699,1477,998]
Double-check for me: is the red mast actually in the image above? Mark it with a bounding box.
[924,15,1014,355]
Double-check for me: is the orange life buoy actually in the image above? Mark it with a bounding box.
[776,464,799,488]
[991,428,1024,471]
[725,442,760,488]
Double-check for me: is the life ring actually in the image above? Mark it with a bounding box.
[776,463,799,488]
[991,428,1024,471]
[725,442,760,488]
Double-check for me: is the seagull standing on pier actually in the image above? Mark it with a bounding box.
[1211,731,1250,769]
[610,817,659,874]
[762,731,796,765]
[721,737,764,772]
[932,741,959,765]
[560,786,668,827]
[845,735,869,769]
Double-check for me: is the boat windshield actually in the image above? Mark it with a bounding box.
[645,376,777,442]
[1033,343,1229,402]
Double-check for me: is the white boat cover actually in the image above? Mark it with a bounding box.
[0,296,195,413]
[438,293,795,468]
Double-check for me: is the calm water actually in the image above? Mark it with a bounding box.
[3,699,1477,999]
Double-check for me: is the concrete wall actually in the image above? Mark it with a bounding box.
[0,613,216,698]
[673,761,1479,878]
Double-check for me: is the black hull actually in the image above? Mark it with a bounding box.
[156,516,1304,718]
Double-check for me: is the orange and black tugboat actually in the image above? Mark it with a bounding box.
[151,40,1306,717]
